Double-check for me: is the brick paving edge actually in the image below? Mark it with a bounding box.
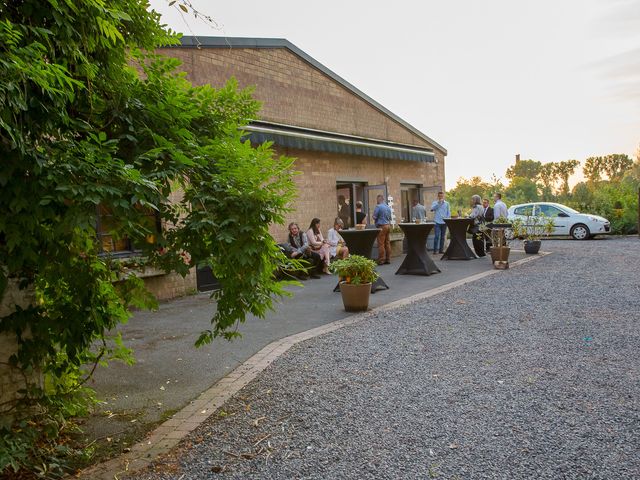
[76,252,550,479]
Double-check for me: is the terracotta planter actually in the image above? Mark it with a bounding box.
[524,240,541,254]
[490,246,510,263]
[339,282,372,312]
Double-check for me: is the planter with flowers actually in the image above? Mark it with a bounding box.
[482,215,512,268]
[329,255,379,311]
[511,214,555,254]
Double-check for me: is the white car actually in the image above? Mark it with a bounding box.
[507,202,611,240]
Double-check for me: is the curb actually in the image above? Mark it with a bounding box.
[78,252,550,479]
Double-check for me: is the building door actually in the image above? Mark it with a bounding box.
[336,183,366,228]
[363,184,388,226]
[400,183,421,223]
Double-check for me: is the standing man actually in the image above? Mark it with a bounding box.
[431,191,451,254]
[337,195,351,228]
[482,198,495,249]
[411,199,427,222]
[482,198,494,223]
[493,193,508,220]
[373,194,392,265]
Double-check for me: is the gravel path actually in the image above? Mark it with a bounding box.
[132,238,640,479]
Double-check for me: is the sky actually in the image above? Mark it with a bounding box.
[148,0,640,189]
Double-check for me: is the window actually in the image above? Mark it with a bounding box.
[514,205,534,216]
[536,205,563,217]
[96,205,161,255]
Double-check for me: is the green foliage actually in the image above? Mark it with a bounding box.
[505,177,539,204]
[505,159,541,180]
[511,214,555,241]
[446,175,504,214]
[583,154,633,181]
[568,178,639,234]
[496,152,639,234]
[0,0,297,475]
[329,255,379,285]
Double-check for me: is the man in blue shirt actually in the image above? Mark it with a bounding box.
[372,194,392,265]
[430,191,451,254]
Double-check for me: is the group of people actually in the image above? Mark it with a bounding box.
[280,218,350,280]
[467,192,508,257]
[279,191,508,279]
[410,191,508,257]
[428,191,507,257]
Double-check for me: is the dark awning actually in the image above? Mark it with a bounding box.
[244,122,435,163]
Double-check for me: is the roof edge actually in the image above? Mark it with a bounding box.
[172,36,448,155]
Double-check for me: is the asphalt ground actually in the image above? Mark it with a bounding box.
[81,248,526,446]
[126,236,640,479]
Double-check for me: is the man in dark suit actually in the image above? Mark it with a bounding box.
[482,198,494,249]
[482,198,494,223]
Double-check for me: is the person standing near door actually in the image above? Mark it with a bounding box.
[411,199,427,222]
[373,194,392,265]
[431,191,450,254]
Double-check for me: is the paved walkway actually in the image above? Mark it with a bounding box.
[117,237,637,479]
[79,248,530,478]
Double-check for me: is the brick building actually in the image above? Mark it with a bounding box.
[141,36,446,297]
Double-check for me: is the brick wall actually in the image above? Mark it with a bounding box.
[142,268,197,301]
[154,42,447,294]
[158,46,439,150]
[269,147,444,242]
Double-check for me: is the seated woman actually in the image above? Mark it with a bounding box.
[327,218,349,260]
[306,218,331,274]
[468,194,486,257]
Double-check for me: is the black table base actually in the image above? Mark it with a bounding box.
[395,223,441,276]
[441,218,478,260]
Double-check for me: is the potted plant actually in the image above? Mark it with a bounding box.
[482,215,512,268]
[329,255,379,311]
[511,214,555,254]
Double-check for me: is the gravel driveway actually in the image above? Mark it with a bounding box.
[132,237,640,479]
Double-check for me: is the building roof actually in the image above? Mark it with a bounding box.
[175,36,447,155]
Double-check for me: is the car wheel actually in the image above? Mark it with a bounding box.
[570,223,590,240]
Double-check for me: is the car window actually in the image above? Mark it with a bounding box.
[537,205,564,217]
[513,205,533,216]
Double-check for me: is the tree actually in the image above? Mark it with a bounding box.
[505,159,542,181]
[0,0,295,474]
[601,154,633,180]
[583,154,633,182]
[553,159,580,197]
[538,162,558,198]
[583,156,603,182]
[504,177,539,204]
[446,176,494,212]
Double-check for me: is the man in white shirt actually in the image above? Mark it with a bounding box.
[493,193,508,220]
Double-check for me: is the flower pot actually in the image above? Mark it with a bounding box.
[339,282,372,312]
[523,240,541,254]
[490,246,510,263]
